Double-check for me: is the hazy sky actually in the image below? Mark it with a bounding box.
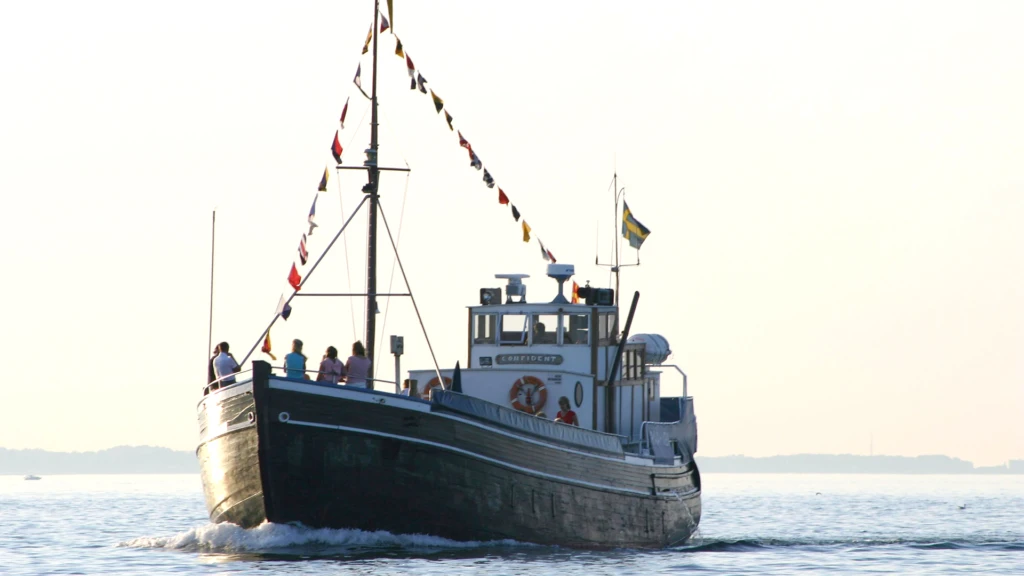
[1,1,1021,465]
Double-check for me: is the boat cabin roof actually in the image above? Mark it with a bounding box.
[468,303,617,314]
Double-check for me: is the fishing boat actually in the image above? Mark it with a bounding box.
[24,474,41,481]
[196,1,700,549]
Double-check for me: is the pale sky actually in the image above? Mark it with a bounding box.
[1,1,1021,466]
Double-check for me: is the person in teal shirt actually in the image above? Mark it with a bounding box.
[284,339,308,379]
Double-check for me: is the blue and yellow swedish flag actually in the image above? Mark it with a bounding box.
[621,201,650,249]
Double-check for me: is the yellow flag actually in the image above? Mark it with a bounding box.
[318,167,329,192]
[362,25,372,54]
[522,221,531,242]
[387,0,394,30]
[395,36,404,58]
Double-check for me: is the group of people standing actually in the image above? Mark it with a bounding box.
[282,339,371,388]
[207,339,371,388]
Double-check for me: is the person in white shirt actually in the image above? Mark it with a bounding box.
[213,341,241,386]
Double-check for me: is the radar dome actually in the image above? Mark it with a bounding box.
[627,334,672,365]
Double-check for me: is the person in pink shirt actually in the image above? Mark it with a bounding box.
[343,341,372,388]
[317,346,345,384]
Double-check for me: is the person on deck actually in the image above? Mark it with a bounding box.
[555,396,579,426]
[343,341,371,388]
[212,342,240,386]
[284,339,309,379]
[208,343,220,384]
[317,346,345,384]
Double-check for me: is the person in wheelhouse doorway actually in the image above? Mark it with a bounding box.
[555,396,579,426]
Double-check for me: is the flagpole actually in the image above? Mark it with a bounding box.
[613,173,620,307]
[207,209,216,370]
[364,0,381,389]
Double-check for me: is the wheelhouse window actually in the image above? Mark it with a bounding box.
[621,346,645,380]
[564,313,589,345]
[474,313,496,344]
[531,314,559,345]
[598,312,618,346]
[499,314,528,345]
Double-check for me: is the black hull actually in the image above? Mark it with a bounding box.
[197,364,701,548]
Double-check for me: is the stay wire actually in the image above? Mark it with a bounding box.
[378,201,445,388]
[337,103,372,342]
[373,103,413,358]
[376,170,410,360]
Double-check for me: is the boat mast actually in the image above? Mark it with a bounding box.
[364,0,381,387]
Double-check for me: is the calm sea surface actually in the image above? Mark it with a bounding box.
[1,473,1021,575]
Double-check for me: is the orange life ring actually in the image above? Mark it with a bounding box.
[421,376,452,399]
[509,376,547,414]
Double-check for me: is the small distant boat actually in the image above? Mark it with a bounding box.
[24,475,41,481]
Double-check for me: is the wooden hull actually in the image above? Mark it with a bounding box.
[197,363,701,548]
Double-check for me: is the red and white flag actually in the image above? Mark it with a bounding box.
[298,233,308,265]
[339,97,349,129]
[538,239,556,263]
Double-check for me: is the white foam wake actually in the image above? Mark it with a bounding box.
[121,522,527,552]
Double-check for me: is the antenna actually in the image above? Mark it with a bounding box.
[207,209,216,377]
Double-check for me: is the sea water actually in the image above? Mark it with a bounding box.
[1,473,1021,574]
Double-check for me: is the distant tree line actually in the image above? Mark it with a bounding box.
[697,454,1023,474]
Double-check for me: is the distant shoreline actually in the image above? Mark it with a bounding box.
[697,454,1023,475]
[2,446,1021,475]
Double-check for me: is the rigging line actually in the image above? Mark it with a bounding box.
[376,170,410,358]
[342,103,373,340]
[376,104,413,169]
[337,103,370,342]
[378,201,445,389]
[238,195,370,367]
[343,104,371,150]
[336,169,358,342]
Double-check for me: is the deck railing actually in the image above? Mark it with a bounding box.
[204,366,400,396]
